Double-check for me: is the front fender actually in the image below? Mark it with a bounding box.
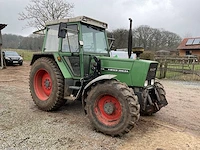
[82,74,117,114]
[84,74,117,90]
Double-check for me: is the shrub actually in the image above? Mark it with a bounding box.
[140,51,155,60]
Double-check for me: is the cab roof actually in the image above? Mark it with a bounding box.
[45,16,108,29]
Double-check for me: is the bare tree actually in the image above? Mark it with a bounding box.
[133,25,154,50]
[109,29,129,49]
[109,25,181,51]
[19,0,74,30]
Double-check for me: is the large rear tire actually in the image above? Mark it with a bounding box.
[85,80,140,136]
[29,57,65,111]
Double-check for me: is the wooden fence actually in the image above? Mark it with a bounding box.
[155,57,200,79]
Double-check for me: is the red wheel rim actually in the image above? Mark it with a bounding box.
[94,95,122,126]
[34,69,52,101]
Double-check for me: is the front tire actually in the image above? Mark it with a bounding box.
[85,80,140,136]
[29,57,65,111]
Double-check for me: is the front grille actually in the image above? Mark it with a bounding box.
[11,57,19,60]
[146,63,158,80]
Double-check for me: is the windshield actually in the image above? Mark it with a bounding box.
[5,51,19,57]
[82,24,108,53]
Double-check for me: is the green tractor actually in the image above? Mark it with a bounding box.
[29,16,168,136]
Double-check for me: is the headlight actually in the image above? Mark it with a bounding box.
[150,79,155,85]
[5,57,10,60]
[19,57,23,60]
[144,80,148,87]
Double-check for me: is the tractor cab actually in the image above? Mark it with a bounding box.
[39,16,109,78]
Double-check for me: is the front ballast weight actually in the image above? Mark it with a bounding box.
[138,81,168,116]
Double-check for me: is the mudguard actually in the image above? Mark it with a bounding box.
[30,53,71,78]
[84,74,116,90]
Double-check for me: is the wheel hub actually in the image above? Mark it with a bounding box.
[34,69,52,101]
[44,79,51,89]
[104,102,115,115]
[95,95,122,126]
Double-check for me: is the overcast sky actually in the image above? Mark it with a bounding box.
[1,0,200,38]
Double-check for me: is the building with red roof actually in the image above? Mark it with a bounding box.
[177,37,200,57]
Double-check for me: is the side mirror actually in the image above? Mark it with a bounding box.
[58,22,67,38]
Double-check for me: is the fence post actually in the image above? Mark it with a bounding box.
[182,59,184,73]
[159,62,164,79]
[192,59,195,80]
[164,61,168,78]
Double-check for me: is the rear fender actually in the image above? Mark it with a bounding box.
[30,53,71,78]
[82,74,117,114]
[30,53,54,65]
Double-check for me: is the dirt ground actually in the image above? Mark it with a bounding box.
[0,61,200,150]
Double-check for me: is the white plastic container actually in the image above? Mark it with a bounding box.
[110,50,136,59]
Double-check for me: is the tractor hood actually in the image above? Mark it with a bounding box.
[99,56,158,87]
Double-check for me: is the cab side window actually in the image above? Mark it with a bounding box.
[45,25,59,52]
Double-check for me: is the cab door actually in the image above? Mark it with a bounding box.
[59,24,82,78]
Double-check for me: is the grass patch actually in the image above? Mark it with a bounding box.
[15,49,36,61]
[173,74,200,81]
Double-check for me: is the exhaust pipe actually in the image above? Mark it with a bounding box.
[128,18,132,59]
